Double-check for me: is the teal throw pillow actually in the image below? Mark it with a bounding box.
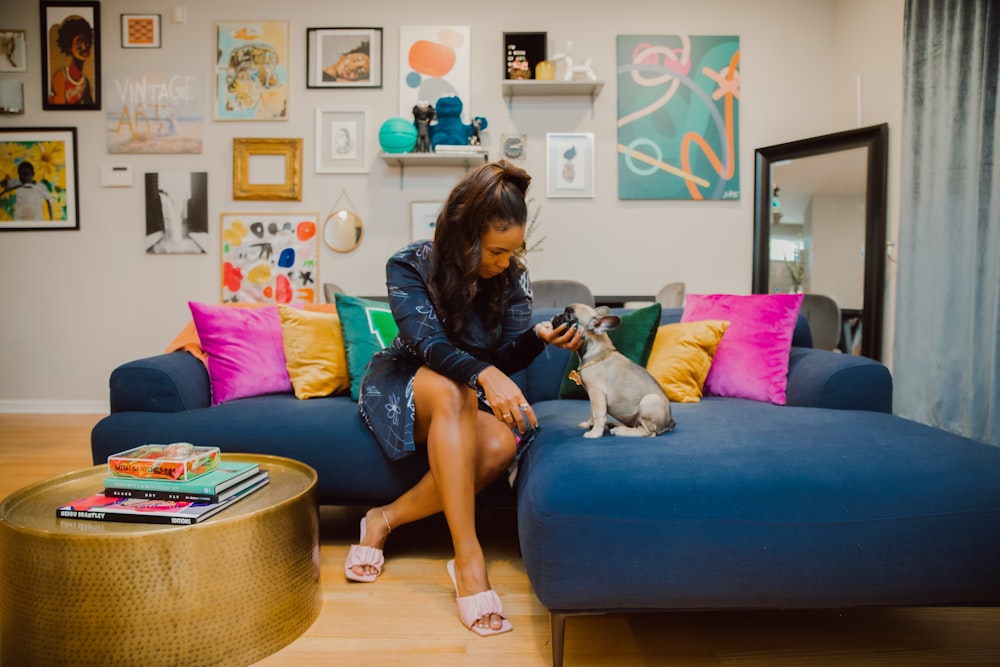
[558,302,663,400]
[334,293,400,400]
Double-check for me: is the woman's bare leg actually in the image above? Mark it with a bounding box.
[352,367,515,620]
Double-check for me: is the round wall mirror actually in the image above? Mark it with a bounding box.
[323,210,364,253]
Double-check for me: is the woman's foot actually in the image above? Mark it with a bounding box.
[447,559,512,635]
[344,508,392,582]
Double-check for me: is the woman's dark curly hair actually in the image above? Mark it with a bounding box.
[431,160,531,340]
[56,16,92,56]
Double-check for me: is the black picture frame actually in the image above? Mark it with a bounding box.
[503,32,546,80]
[40,1,101,110]
[0,126,80,231]
[306,27,383,89]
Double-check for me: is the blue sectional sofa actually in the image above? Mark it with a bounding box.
[91,307,1000,667]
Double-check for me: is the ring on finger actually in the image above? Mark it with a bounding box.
[519,403,530,410]
[502,413,512,420]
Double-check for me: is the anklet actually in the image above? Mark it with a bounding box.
[381,508,392,534]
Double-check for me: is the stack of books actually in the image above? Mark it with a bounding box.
[57,444,269,525]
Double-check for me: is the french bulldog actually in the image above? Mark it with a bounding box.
[552,304,675,438]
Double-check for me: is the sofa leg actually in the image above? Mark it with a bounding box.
[550,612,567,667]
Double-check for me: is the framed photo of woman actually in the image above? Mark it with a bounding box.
[40,1,101,110]
[306,27,382,89]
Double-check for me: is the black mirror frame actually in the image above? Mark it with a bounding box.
[752,123,888,360]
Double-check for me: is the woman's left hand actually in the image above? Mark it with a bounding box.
[535,321,583,351]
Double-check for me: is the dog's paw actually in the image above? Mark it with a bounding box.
[583,429,604,438]
[577,420,593,430]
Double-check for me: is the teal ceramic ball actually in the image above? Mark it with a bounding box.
[379,118,418,153]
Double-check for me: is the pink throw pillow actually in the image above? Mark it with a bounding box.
[681,293,803,405]
[188,302,293,405]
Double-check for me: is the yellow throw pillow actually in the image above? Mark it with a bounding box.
[646,320,730,403]
[278,304,350,399]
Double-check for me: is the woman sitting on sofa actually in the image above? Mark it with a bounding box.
[347,160,581,636]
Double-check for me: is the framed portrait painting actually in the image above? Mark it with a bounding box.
[40,1,101,110]
[306,28,382,88]
[215,20,289,121]
[315,107,369,173]
[0,127,79,231]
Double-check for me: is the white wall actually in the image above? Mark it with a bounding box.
[0,0,903,410]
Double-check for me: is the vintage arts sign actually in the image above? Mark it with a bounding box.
[106,72,203,154]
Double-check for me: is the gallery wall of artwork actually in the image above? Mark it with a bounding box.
[0,0,904,408]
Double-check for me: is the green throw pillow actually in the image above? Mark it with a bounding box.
[557,302,663,400]
[334,293,400,400]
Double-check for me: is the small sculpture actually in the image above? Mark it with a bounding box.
[550,40,597,82]
[412,101,435,153]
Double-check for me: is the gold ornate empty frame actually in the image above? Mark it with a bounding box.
[232,137,303,201]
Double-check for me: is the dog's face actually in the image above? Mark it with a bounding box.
[551,304,620,335]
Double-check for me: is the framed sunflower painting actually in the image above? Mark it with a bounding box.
[0,127,79,231]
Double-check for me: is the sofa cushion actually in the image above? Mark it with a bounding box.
[558,303,662,399]
[278,305,351,399]
[334,293,400,400]
[682,293,803,405]
[646,320,730,402]
[188,302,292,405]
[516,399,1000,611]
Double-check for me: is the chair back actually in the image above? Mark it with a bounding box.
[531,280,595,309]
[800,293,841,351]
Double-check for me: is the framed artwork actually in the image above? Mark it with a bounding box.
[0,30,28,72]
[616,34,740,200]
[399,26,470,121]
[232,138,302,201]
[121,14,160,49]
[503,32,546,79]
[0,127,79,231]
[306,28,382,88]
[106,72,203,154]
[215,20,289,121]
[220,211,320,304]
[546,133,595,198]
[410,200,442,241]
[144,171,208,254]
[40,1,101,110]
[315,107,369,174]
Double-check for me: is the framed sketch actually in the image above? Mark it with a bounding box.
[0,30,28,72]
[306,27,382,88]
[0,127,79,231]
[220,212,320,304]
[121,14,160,49]
[144,171,208,254]
[315,107,369,173]
[215,20,289,120]
[232,138,302,201]
[410,200,442,241]
[40,1,101,110]
[546,133,595,198]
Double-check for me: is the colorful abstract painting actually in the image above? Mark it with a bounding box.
[221,212,319,304]
[616,35,740,200]
[398,26,471,122]
[215,21,289,121]
[107,72,203,153]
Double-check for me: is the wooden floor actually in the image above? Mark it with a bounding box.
[2,414,999,667]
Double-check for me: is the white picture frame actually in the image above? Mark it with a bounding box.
[546,132,595,198]
[315,107,369,174]
[410,200,442,241]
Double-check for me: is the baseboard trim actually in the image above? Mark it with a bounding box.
[0,400,109,414]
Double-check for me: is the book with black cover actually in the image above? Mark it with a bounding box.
[104,470,269,504]
[57,474,269,525]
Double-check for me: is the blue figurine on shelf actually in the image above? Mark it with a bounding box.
[428,95,488,150]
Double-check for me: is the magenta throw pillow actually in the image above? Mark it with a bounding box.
[188,302,292,405]
[681,293,804,405]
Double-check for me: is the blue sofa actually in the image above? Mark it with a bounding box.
[91,307,1000,666]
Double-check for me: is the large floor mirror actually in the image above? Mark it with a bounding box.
[752,123,888,360]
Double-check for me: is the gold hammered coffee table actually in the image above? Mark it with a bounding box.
[0,454,320,667]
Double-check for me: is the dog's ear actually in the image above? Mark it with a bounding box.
[591,314,621,334]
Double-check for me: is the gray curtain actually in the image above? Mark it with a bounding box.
[896,0,999,445]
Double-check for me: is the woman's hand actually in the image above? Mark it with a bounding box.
[477,366,537,433]
[535,321,583,352]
